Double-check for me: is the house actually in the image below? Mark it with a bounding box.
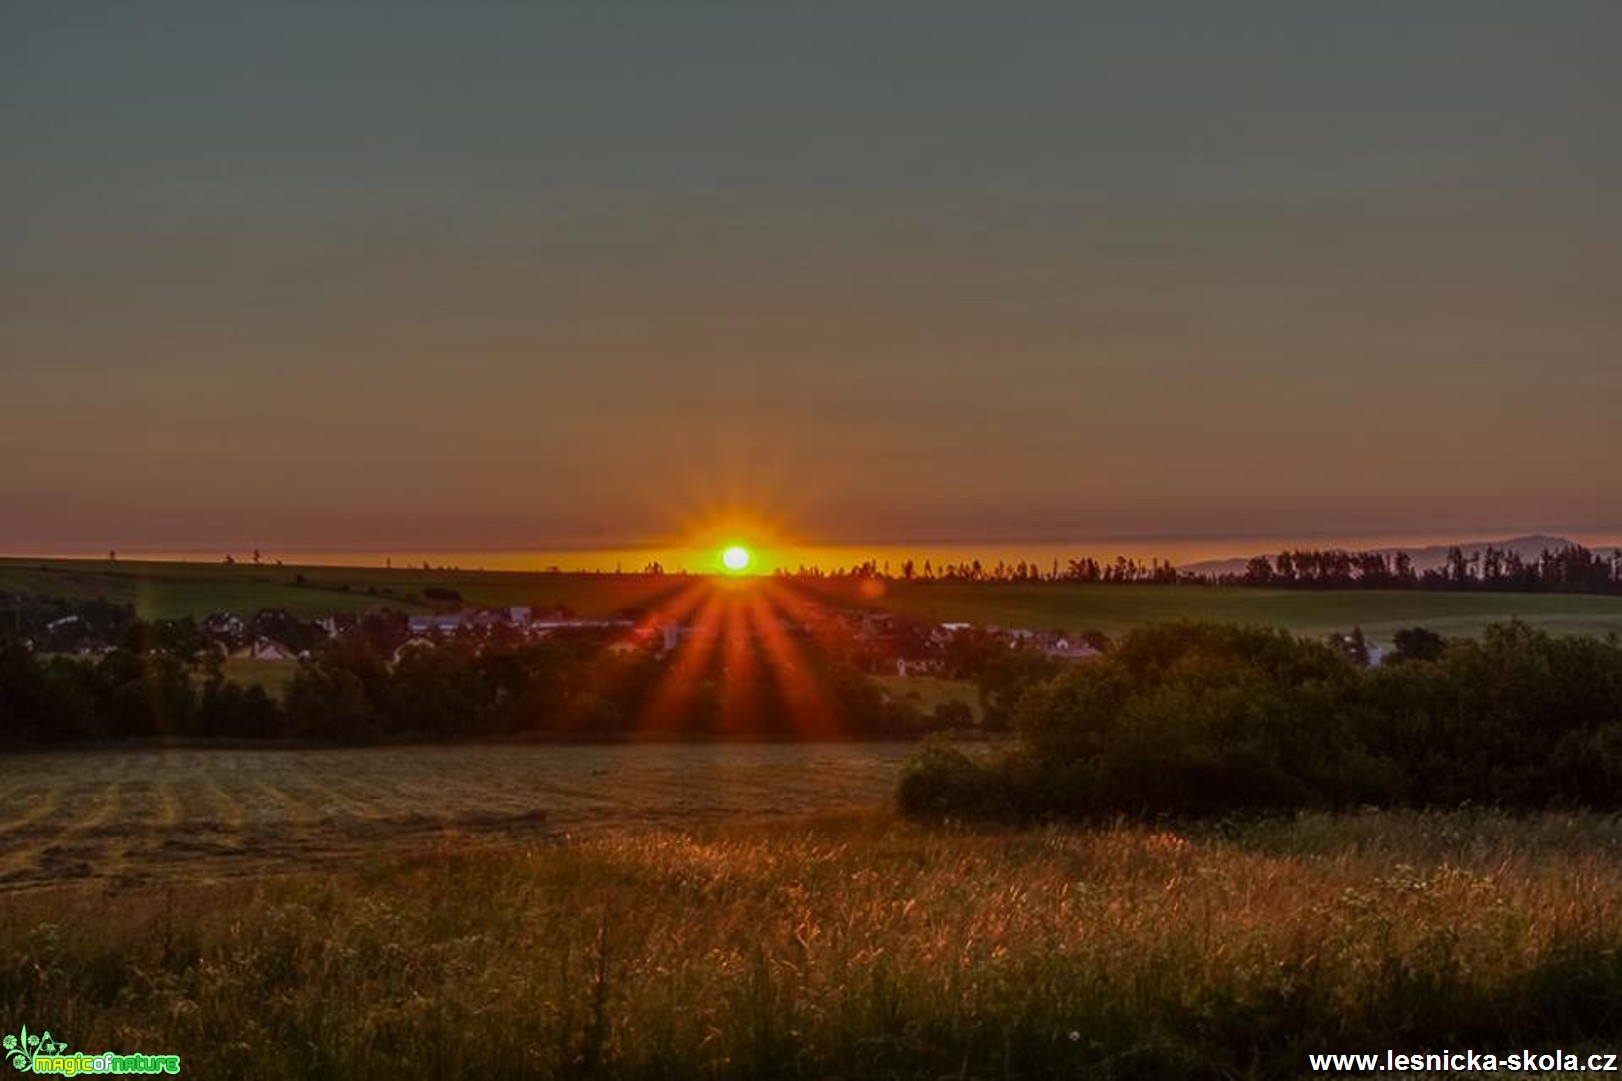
[314,613,358,638]
[872,620,943,676]
[408,614,469,636]
[201,612,245,638]
[1044,640,1102,663]
[233,638,297,661]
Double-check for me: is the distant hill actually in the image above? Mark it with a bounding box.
[1179,535,1585,578]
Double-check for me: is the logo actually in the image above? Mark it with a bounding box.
[4,1026,180,1075]
[6,1027,65,1073]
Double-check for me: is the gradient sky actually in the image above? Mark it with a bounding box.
[4,3,1619,555]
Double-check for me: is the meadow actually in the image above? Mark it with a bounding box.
[5,806,1622,1079]
[0,744,913,891]
[872,674,983,723]
[8,556,1622,637]
[0,557,686,622]
[855,579,1622,639]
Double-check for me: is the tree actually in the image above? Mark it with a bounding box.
[1390,626,1447,665]
[1446,547,1470,586]
[284,664,377,742]
[977,648,1059,731]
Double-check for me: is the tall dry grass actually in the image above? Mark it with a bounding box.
[4,811,1622,1079]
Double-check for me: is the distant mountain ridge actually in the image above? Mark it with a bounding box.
[1179,534,1588,577]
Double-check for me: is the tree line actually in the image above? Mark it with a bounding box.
[1234,543,1621,592]
[772,542,1622,594]
[0,624,936,745]
[900,620,1622,819]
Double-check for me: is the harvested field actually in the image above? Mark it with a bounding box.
[0,743,915,890]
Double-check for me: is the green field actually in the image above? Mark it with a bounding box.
[872,674,982,722]
[219,657,302,693]
[0,557,687,621]
[852,579,1622,639]
[4,773,1622,1078]
[6,556,1622,638]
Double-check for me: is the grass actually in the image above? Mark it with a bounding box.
[5,809,1622,1079]
[8,556,1622,637]
[218,658,302,694]
[873,674,982,723]
[837,579,1622,639]
[0,557,688,622]
[0,744,916,890]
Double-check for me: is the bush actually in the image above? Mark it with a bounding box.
[1390,626,1447,664]
[901,621,1622,821]
[896,743,1008,819]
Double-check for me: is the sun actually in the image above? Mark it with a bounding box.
[721,545,752,573]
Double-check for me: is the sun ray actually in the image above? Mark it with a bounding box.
[546,561,899,742]
[611,578,708,654]
[632,589,727,735]
[715,594,766,736]
[760,577,863,668]
[742,587,846,739]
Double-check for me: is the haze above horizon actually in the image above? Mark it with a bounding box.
[4,4,1617,552]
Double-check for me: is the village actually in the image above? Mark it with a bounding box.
[24,593,1115,678]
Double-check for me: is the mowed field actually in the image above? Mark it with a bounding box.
[7,556,1622,637]
[0,743,915,892]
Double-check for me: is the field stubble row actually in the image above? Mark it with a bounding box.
[0,744,915,890]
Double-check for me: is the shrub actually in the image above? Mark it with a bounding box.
[902,621,1622,821]
[896,743,1007,819]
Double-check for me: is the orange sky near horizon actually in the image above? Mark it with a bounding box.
[18,526,1622,578]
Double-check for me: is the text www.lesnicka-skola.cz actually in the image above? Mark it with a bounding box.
[1308,1049,1618,1074]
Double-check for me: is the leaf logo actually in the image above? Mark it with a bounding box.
[4,1026,67,1073]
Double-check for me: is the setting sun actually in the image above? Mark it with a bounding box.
[721,545,752,573]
